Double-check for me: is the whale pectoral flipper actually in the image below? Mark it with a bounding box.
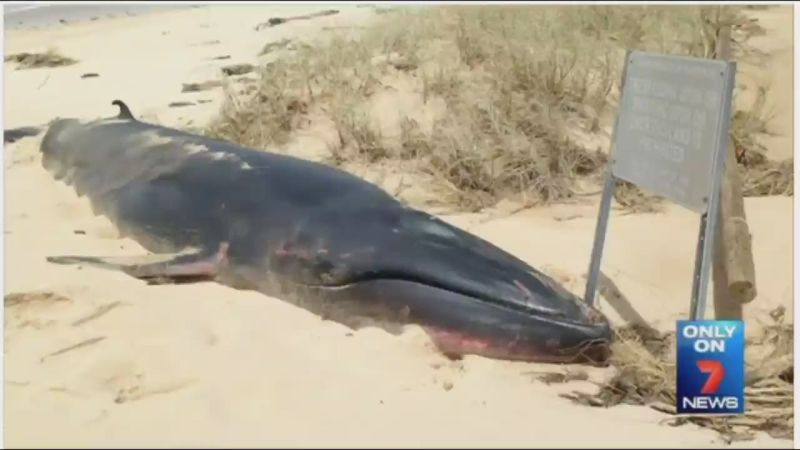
[47,242,229,285]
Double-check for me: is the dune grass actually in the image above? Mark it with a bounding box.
[207,5,787,212]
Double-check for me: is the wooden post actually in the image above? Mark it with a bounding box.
[711,8,757,320]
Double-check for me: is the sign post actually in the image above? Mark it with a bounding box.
[584,50,737,321]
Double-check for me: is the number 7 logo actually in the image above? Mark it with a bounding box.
[697,360,725,394]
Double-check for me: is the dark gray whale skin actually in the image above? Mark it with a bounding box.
[41,100,612,364]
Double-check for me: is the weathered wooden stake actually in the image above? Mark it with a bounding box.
[712,7,757,320]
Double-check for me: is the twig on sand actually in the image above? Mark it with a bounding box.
[37,74,50,90]
[41,336,106,362]
[72,301,124,327]
[169,101,196,108]
[182,80,223,93]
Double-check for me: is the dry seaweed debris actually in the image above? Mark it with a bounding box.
[5,291,72,307]
[559,308,793,443]
[5,50,78,69]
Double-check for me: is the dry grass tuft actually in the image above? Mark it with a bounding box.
[741,159,793,197]
[5,49,78,69]
[5,291,72,307]
[207,60,311,148]
[613,181,665,214]
[207,5,788,212]
[557,307,793,443]
[732,84,793,197]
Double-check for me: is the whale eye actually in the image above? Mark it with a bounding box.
[313,260,338,283]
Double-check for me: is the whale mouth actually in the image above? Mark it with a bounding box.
[307,277,613,365]
[299,271,595,326]
[410,286,612,365]
[424,326,611,365]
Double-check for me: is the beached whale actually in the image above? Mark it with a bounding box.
[41,100,612,364]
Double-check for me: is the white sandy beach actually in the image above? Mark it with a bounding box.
[3,4,794,448]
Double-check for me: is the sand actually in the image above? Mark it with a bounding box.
[3,4,794,448]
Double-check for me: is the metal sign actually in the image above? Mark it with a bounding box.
[584,49,737,321]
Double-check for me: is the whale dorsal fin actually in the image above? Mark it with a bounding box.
[111,99,135,120]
